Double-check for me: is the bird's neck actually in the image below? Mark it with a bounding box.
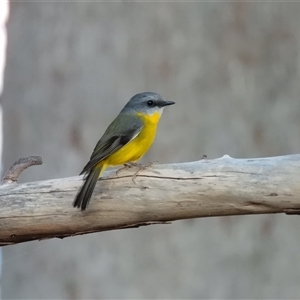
[136,111,162,125]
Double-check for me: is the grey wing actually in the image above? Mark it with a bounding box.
[80,114,143,174]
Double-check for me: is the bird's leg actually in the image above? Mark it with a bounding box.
[116,162,142,176]
[131,161,158,183]
[116,161,158,182]
[116,163,132,176]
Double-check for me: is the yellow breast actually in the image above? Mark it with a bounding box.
[105,111,161,166]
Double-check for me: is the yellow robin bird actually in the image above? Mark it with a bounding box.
[73,92,175,210]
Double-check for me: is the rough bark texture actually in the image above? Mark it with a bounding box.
[1,155,300,246]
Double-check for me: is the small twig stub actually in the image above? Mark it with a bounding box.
[2,156,43,184]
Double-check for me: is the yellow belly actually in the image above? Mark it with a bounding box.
[104,112,161,166]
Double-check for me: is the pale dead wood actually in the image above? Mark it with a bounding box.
[2,156,43,184]
[0,154,300,246]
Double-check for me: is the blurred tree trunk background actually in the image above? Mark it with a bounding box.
[2,2,300,299]
[0,0,9,298]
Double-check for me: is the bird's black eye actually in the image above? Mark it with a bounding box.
[147,100,154,106]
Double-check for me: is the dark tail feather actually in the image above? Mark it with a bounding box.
[73,167,101,211]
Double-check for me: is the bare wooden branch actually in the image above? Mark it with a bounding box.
[0,154,300,246]
[2,156,43,184]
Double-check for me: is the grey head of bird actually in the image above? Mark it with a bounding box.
[122,92,175,116]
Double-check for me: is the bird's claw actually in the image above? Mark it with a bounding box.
[116,161,158,183]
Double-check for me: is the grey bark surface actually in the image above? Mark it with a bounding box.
[1,155,300,246]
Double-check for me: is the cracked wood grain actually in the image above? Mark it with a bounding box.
[0,154,300,245]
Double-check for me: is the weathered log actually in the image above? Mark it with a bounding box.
[0,154,300,246]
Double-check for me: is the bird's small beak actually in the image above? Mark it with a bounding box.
[161,100,175,107]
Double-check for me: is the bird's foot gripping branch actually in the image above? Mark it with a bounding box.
[1,154,300,245]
